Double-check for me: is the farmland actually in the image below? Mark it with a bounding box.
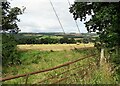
[17,43,94,51]
[2,44,117,84]
[2,33,118,84]
[1,1,120,85]
[13,32,97,44]
[3,49,114,84]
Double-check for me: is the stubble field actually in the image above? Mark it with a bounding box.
[17,43,94,51]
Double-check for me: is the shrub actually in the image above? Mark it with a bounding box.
[2,34,20,66]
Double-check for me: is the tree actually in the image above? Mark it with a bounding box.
[1,1,24,66]
[60,37,69,44]
[2,34,19,65]
[69,2,120,60]
[83,38,89,44]
[69,38,76,44]
[69,2,120,81]
[70,2,120,46]
[1,1,25,33]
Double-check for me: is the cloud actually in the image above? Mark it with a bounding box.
[9,0,89,33]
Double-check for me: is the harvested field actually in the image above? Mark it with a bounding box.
[17,43,94,51]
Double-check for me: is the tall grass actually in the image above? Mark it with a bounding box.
[2,48,117,84]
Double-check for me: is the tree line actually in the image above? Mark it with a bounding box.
[15,36,91,44]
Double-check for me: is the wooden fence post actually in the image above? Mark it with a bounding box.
[100,48,105,66]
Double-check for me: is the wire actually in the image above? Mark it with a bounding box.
[49,0,75,49]
[67,0,71,6]
[67,0,81,34]
[67,0,97,55]
[49,0,65,34]
[66,0,96,56]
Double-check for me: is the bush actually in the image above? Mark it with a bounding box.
[83,38,89,44]
[2,34,20,66]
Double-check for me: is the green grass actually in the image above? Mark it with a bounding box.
[2,48,117,84]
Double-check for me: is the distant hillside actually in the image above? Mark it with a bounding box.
[17,32,98,38]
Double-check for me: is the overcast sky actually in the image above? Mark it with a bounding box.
[9,0,91,33]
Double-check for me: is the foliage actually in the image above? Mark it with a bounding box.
[16,36,77,44]
[1,1,24,66]
[15,35,95,44]
[2,34,20,66]
[2,49,117,84]
[69,2,120,80]
[1,1,24,33]
[69,2,120,49]
[83,38,89,44]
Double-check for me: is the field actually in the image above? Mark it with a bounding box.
[17,43,94,51]
[2,44,117,84]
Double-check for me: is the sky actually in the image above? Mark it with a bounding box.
[9,0,91,33]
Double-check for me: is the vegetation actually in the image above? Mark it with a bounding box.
[1,1,24,66]
[70,2,120,81]
[2,1,25,32]
[1,1,119,85]
[13,33,96,44]
[3,48,117,84]
[70,2,120,57]
[2,34,20,66]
